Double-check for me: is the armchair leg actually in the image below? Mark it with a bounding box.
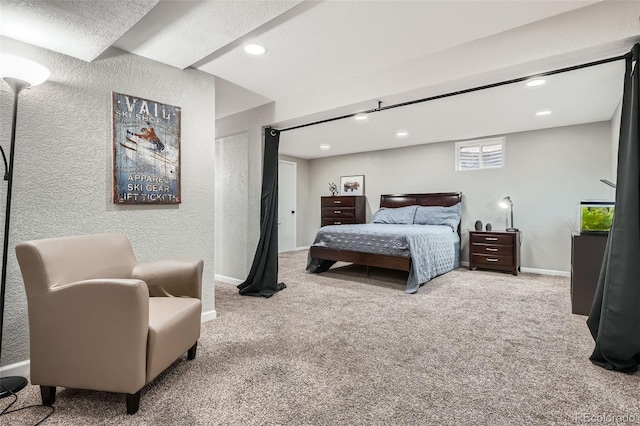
[40,386,56,406]
[126,391,141,415]
[187,341,197,360]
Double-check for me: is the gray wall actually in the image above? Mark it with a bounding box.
[303,122,613,273]
[611,100,622,184]
[0,38,216,367]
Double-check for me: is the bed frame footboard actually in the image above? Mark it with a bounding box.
[309,246,411,271]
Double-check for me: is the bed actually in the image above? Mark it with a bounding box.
[306,192,462,293]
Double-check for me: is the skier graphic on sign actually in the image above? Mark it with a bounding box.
[129,126,165,152]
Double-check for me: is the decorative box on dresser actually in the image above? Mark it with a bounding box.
[321,196,366,226]
[469,231,521,275]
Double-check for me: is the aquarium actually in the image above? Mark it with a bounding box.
[580,201,614,234]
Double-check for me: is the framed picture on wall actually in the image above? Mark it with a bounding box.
[111,92,181,204]
[340,175,365,196]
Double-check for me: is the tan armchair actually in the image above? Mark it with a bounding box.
[15,232,204,414]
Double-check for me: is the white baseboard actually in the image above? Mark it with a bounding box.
[214,274,243,285]
[460,260,569,277]
[214,249,309,286]
[0,359,30,378]
[201,309,217,323]
[520,267,570,277]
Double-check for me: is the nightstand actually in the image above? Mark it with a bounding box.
[469,231,521,275]
[320,196,366,226]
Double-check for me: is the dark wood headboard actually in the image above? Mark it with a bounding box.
[379,192,462,208]
[379,192,463,237]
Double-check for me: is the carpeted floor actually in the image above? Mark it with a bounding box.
[3,249,639,425]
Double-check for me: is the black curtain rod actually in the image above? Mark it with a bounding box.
[279,52,631,133]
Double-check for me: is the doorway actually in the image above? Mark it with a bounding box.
[278,160,297,252]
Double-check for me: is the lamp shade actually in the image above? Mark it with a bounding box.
[0,53,50,87]
[499,196,512,209]
[499,196,517,231]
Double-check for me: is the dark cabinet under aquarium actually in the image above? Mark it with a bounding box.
[571,234,607,315]
[571,200,613,315]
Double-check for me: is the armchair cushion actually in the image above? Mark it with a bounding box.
[146,297,201,382]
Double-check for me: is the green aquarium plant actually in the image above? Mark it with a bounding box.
[581,205,614,232]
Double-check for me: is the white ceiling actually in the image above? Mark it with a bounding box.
[280,60,625,158]
[1,0,638,159]
[197,0,595,100]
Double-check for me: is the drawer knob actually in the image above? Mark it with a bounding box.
[334,201,341,204]
[334,210,341,214]
[487,258,498,262]
[486,237,498,241]
[486,247,498,252]
[334,221,342,224]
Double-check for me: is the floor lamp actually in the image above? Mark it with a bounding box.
[0,53,50,399]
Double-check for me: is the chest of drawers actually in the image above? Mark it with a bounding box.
[469,231,521,275]
[320,196,366,226]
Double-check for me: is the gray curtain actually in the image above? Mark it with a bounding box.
[237,128,286,297]
[587,44,640,373]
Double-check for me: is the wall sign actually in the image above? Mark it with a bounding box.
[112,92,181,204]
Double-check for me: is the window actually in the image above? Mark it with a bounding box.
[455,137,505,171]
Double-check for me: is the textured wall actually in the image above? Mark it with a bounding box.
[303,122,612,273]
[0,38,216,367]
[215,133,249,279]
[214,103,274,282]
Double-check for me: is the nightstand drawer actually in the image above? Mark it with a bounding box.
[471,244,512,256]
[321,207,355,218]
[470,233,514,246]
[322,218,357,226]
[321,197,356,207]
[471,254,514,267]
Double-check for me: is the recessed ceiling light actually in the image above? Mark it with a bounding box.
[354,113,368,122]
[244,44,267,55]
[526,79,546,87]
[320,144,331,151]
[396,130,409,138]
[536,110,552,116]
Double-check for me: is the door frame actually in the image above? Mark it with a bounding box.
[278,159,297,252]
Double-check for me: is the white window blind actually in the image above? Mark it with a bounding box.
[455,137,505,171]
